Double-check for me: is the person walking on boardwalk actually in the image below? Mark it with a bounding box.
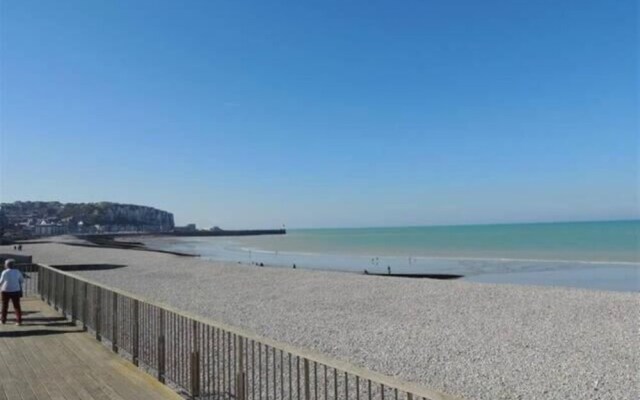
[0,259,24,325]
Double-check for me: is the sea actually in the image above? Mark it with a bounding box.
[142,220,640,292]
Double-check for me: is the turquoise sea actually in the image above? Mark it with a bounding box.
[145,220,640,292]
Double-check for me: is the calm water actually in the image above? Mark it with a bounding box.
[144,220,640,292]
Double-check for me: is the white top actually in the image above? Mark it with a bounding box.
[0,269,24,292]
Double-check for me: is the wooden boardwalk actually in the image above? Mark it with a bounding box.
[0,298,182,400]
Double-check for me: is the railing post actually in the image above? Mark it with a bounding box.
[47,271,52,306]
[304,358,311,400]
[82,282,88,331]
[191,320,200,398]
[38,266,44,300]
[95,287,101,341]
[190,351,200,398]
[158,309,165,383]
[132,299,139,366]
[236,337,246,400]
[71,279,77,324]
[61,276,66,316]
[112,292,118,353]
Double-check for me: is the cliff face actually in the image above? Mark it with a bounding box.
[1,201,175,232]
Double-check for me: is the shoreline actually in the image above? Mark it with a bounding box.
[6,238,639,400]
[138,234,640,265]
[135,235,640,292]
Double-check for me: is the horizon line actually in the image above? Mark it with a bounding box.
[286,218,640,231]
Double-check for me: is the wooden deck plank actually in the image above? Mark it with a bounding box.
[19,337,73,400]
[13,336,55,400]
[27,333,101,400]
[0,337,29,400]
[55,321,160,400]
[0,298,181,400]
[1,333,40,400]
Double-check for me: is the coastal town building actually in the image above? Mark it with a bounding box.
[0,201,175,238]
[33,220,67,236]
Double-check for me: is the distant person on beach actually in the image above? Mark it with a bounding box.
[0,259,24,325]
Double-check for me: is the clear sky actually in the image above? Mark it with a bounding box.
[1,1,637,228]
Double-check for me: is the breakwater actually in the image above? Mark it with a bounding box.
[164,229,287,237]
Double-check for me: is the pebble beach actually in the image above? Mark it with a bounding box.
[5,239,639,400]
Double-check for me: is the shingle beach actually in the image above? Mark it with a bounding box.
[8,240,639,400]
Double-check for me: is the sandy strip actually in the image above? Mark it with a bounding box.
[7,241,639,400]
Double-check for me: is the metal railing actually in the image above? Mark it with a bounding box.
[15,263,39,297]
[35,264,455,400]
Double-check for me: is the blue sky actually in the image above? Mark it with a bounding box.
[1,0,637,228]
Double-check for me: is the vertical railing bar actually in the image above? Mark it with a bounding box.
[214,327,217,397]
[82,281,88,331]
[217,328,221,397]
[173,313,177,386]
[171,313,176,387]
[288,353,292,400]
[246,335,251,400]
[223,330,227,396]
[172,312,176,384]
[236,334,239,398]
[214,327,217,398]
[194,320,200,397]
[70,279,76,324]
[141,303,145,365]
[324,365,328,400]
[233,333,237,397]
[180,317,191,393]
[280,350,284,400]
[273,346,277,400]
[228,331,232,396]
[297,357,301,400]
[182,316,186,388]
[263,343,267,400]
[158,308,165,383]
[48,269,53,306]
[259,342,262,400]
[95,287,102,341]
[196,318,199,395]
[214,326,216,396]
[314,362,318,400]
[206,324,211,396]
[244,338,253,398]
[60,274,65,313]
[236,335,242,400]
[252,340,255,400]
[178,313,182,387]
[187,317,190,391]
[345,373,348,400]
[112,292,118,353]
[266,345,269,400]
[304,359,310,400]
